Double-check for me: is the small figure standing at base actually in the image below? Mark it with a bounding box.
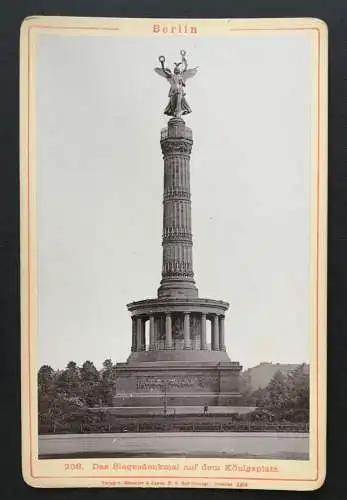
[154,50,198,118]
[203,403,209,416]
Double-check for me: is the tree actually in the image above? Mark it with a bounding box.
[284,363,309,421]
[287,364,309,408]
[99,359,117,406]
[80,361,101,407]
[38,365,56,431]
[37,360,118,433]
[37,362,89,430]
[38,365,54,394]
[262,370,289,413]
[55,361,82,399]
[251,365,309,422]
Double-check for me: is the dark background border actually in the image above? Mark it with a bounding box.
[0,1,345,499]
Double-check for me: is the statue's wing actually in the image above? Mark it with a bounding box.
[154,67,171,79]
[182,67,198,81]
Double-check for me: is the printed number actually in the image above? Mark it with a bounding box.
[236,482,248,488]
[64,463,83,470]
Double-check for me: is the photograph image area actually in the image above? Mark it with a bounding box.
[34,30,315,462]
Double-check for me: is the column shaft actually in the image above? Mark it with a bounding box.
[149,315,155,350]
[219,316,226,351]
[165,313,172,349]
[158,119,198,299]
[131,317,136,352]
[136,317,142,352]
[212,315,220,351]
[184,313,191,349]
[200,313,207,350]
[141,319,146,351]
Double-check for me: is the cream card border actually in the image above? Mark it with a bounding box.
[20,16,327,491]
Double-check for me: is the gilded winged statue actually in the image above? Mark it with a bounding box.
[154,50,198,118]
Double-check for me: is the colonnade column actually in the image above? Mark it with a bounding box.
[131,317,136,352]
[136,317,142,352]
[165,313,172,349]
[149,315,155,350]
[184,312,191,349]
[212,314,220,351]
[200,313,207,350]
[141,319,146,351]
[219,315,226,351]
[132,312,225,352]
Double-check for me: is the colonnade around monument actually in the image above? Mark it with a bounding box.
[130,312,226,352]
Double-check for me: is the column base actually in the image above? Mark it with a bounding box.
[158,279,198,299]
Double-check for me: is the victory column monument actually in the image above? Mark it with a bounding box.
[114,51,242,411]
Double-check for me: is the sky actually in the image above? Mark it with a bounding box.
[35,31,315,370]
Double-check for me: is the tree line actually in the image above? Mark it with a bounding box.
[38,359,117,432]
[38,360,309,433]
[240,363,309,422]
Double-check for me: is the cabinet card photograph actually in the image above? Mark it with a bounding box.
[20,16,327,491]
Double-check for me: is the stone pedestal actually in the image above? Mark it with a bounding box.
[114,298,242,410]
[114,358,242,408]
